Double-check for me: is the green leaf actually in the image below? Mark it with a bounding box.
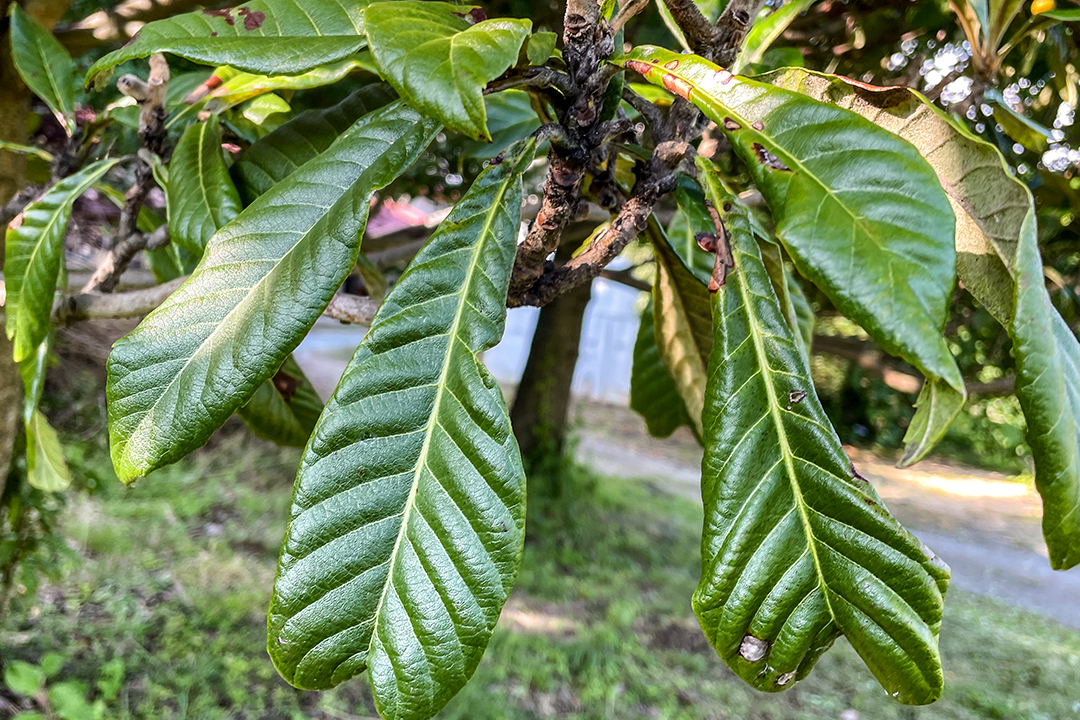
[365,2,531,140]
[901,380,966,467]
[758,236,810,361]
[9,5,76,134]
[106,102,439,482]
[167,120,242,256]
[697,165,950,705]
[4,159,120,363]
[630,300,696,439]
[1042,8,1080,21]
[0,140,54,163]
[18,337,50,424]
[619,47,964,402]
[650,223,713,437]
[525,31,557,65]
[86,0,370,89]
[4,660,45,697]
[236,356,323,447]
[353,252,388,303]
[203,57,373,113]
[268,140,535,717]
[986,89,1053,152]
[26,409,72,492]
[738,0,815,71]
[231,84,397,204]
[756,70,1080,567]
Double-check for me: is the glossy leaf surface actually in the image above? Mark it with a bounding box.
[697,161,950,704]
[106,102,439,482]
[86,0,370,88]
[269,140,535,719]
[203,57,372,113]
[231,84,396,204]
[167,120,242,256]
[761,69,1080,567]
[4,159,120,363]
[630,301,694,439]
[10,5,76,134]
[651,226,713,436]
[365,2,530,140]
[620,47,963,401]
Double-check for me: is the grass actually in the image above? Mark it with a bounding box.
[2,427,1079,719]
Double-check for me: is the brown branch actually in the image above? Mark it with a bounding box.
[83,55,169,294]
[661,0,722,56]
[713,0,769,67]
[599,268,650,292]
[47,276,380,328]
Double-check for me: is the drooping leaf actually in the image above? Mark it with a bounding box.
[202,57,374,113]
[9,5,76,134]
[86,0,370,89]
[26,410,71,493]
[901,380,966,467]
[630,301,696,439]
[697,161,950,704]
[365,2,531,140]
[759,69,1080,567]
[106,102,439,482]
[650,223,713,436]
[4,159,120,363]
[167,120,242,256]
[236,356,323,447]
[268,139,535,719]
[231,84,397,204]
[619,47,964,403]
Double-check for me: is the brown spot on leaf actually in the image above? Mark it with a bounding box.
[661,72,692,101]
[625,59,653,77]
[722,117,741,131]
[452,7,487,23]
[695,232,717,253]
[203,8,235,25]
[752,143,791,171]
[776,672,795,687]
[238,7,266,30]
[851,462,868,482]
[788,390,808,406]
[664,59,680,70]
[752,120,764,131]
[272,369,301,402]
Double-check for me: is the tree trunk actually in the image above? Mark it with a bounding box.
[510,245,593,474]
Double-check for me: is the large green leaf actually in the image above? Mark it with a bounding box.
[619,47,963,403]
[760,69,1080,568]
[738,0,816,70]
[365,2,530,140]
[86,0,370,89]
[650,225,713,436]
[630,301,695,439]
[167,120,242,256]
[106,102,439,482]
[4,159,120,363]
[10,5,76,134]
[696,160,949,704]
[231,84,396,204]
[236,356,323,447]
[268,140,535,719]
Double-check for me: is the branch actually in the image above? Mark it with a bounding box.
[46,276,380,328]
[83,55,169,294]
[660,0,721,56]
[599,268,650,292]
[713,0,769,66]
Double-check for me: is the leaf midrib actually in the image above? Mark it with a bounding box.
[365,168,517,675]
[730,244,837,629]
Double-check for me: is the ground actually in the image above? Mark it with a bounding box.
[1,406,1079,720]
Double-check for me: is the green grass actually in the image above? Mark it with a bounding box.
[2,428,1079,720]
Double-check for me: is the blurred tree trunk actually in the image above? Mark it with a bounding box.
[510,241,592,474]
